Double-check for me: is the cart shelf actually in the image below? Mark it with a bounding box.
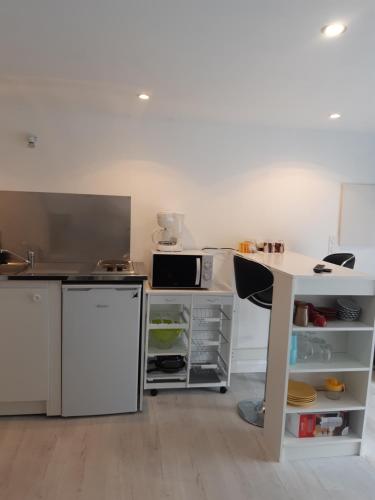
[146,368,187,382]
[148,335,188,356]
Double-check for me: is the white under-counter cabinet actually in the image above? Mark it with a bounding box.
[0,281,61,415]
[144,285,235,395]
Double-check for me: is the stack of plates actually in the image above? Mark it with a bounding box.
[287,379,317,407]
[337,298,361,321]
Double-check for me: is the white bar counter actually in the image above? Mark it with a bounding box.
[236,251,375,461]
[236,250,369,278]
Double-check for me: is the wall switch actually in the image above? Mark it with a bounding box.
[328,234,336,254]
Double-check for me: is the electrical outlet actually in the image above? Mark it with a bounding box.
[328,234,336,254]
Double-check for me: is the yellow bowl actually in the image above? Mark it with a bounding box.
[324,378,345,392]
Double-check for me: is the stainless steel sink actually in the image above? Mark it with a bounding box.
[0,249,82,276]
[0,249,30,275]
[21,263,81,276]
[0,262,29,274]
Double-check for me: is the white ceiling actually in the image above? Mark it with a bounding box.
[0,0,374,131]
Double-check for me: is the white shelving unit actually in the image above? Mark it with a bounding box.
[236,250,375,462]
[144,285,235,395]
[270,289,375,461]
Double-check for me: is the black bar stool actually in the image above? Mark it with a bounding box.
[233,255,273,427]
[323,253,355,269]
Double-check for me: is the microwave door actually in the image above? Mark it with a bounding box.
[153,255,201,288]
[195,257,201,285]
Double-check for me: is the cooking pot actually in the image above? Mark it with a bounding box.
[147,355,185,373]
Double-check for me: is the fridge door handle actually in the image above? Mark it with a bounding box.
[195,257,201,286]
[114,288,139,292]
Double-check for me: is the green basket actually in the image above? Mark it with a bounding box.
[150,318,183,348]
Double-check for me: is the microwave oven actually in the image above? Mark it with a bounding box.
[151,250,213,289]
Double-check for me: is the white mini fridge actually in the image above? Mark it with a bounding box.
[62,284,141,416]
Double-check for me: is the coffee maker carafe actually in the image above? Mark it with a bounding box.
[152,212,184,252]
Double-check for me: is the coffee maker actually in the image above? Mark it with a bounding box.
[152,212,184,252]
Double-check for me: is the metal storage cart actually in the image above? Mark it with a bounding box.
[144,287,234,395]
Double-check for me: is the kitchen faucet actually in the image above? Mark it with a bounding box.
[27,250,35,268]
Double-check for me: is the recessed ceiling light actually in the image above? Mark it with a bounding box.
[329,113,341,120]
[321,23,347,38]
[138,93,150,101]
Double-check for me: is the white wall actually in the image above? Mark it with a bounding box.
[1,94,375,370]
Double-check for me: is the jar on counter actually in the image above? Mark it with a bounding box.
[263,241,274,253]
[275,240,285,253]
[239,240,257,253]
[247,240,257,253]
[294,302,309,327]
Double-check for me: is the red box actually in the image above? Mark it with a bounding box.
[286,414,316,437]
[286,412,350,438]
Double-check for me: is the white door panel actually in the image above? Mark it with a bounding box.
[0,287,49,402]
[62,286,141,416]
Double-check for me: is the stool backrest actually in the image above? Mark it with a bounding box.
[323,253,355,269]
[233,255,274,300]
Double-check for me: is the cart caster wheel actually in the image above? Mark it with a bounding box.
[150,389,158,397]
[220,387,227,394]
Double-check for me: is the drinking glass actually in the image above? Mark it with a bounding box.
[311,338,332,362]
[297,333,314,361]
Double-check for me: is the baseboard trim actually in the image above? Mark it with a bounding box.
[231,346,267,373]
[231,359,267,373]
[0,401,46,416]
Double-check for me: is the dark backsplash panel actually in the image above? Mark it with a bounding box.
[0,191,131,263]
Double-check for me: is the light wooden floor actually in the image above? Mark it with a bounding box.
[1,374,375,500]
